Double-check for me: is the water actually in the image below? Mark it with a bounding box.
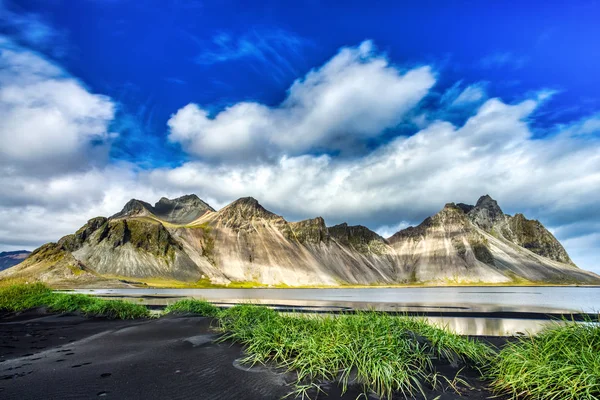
[68,286,600,336]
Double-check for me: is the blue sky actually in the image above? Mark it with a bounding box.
[0,0,599,272]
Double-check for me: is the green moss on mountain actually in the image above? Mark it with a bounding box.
[58,217,108,252]
[328,223,388,255]
[468,236,494,265]
[289,217,329,244]
[505,214,573,264]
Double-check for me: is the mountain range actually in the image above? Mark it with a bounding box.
[0,251,31,272]
[1,194,598,287]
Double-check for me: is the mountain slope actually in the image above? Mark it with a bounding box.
[467,195,573,264]
[388,196,597,283]
[2,194,598,286]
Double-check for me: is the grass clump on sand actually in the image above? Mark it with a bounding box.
[490,321,600,400]
[217,305,493,399]
[164,298,221,317]
[0,283,150,319]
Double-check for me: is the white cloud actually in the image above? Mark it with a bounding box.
[480,52,528,69]
[0,1,67,56]
[169,41,436,162]
[452,84,486,106]
[375,222,410,239]
[159,97,600,273]
[0,38,115,174]
[1,37,599,277]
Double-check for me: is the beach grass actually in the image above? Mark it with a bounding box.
[489,320,600,400]
[3,283,600,399]
[0,283,150,319]
[164,298,222,317]
[217,305,493,399]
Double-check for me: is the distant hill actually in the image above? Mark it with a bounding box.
[1,194,598,287]
[0,250,31,271]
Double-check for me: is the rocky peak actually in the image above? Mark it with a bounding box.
[214,197,283,230]
[289,217,329,244]
[434,203,471,225]
[153,194,215,224]
[329,223,385,243]
[155,194,212,209]
[503,213,574,265]
[388,204,470,244]
[223,197,277,218]
[468,195,505,230]
[456,203,474,214]
[111,199,153,219]
[328,223,388,255]
[111,195,214,225]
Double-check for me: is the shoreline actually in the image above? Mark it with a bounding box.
[2,285,598,399]
[0,309,508,400]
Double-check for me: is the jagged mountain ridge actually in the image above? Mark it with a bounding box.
[112,194,215,225]
[2,194,598,286]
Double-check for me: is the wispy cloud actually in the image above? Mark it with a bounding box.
[164,77,187,85]
[479,52,528,69]
[0,0,68,57]
[440,81,488,108]
[192,29,312,82]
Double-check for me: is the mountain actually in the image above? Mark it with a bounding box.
[387,196,593,283]
[1,194,598,287]
[0,250,31,271]
[111,194,215,224]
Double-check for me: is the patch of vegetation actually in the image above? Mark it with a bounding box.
[289,218,328,245]
[0,283,150,319]
[126,219,179,260]
[469,236,494,264]
[197,222,216,263]
[489,321,600,400]
[452,237,467,260]
[164,299,221,317]
[217,305,493,399]
[226,280,270,288]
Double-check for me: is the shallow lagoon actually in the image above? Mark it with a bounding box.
[69,286,600,336]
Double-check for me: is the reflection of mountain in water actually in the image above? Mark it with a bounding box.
[425,316,566,336]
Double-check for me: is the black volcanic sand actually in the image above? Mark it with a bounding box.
[0,311,508,400]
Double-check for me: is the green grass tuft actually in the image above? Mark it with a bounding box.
[0,283,150,319]
[489,320,600,400]
[164,299,221,317]
[217,305,493,399]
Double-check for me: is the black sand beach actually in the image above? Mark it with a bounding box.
[1,310,507,400]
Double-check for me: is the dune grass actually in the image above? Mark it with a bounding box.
[489,320,600,400]
[217,305,493,399]
[4,285,600,399]
[0,283,150,319]
[164,298,222,317]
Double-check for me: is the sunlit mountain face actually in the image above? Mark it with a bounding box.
[0,0,599,273]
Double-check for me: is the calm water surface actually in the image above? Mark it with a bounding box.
[72,286,600,313]
[69,286,600,335]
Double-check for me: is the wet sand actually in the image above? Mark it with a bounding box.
[1,310,507,400]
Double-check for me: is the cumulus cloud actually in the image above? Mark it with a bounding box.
[168,41,436,162]
[0,38,115,175]
[159,96,600,272]
[1,37,599,275]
